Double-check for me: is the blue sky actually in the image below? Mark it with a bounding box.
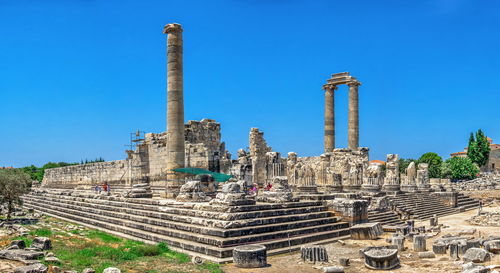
[1,0,499,167]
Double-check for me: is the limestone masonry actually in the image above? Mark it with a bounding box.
[31,23,489,264]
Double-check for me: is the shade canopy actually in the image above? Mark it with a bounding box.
[172,167,233,182]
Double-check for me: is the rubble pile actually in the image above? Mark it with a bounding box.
[467,212,500,227]
[453,174,500,191]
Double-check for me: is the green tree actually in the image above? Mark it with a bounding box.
[398,158,416,174]
[440,160,452,179]
[417,152,443,178]
[446,157,479,180]
[467,129,491,167]
[475,129,490,166]
[0,169,31,219]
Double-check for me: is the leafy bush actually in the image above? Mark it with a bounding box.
[446,157,479,180]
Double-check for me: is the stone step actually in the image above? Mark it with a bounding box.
[40,190,327,213]
[23,197,342,239]
[23,195,334,234]
[26,193,329,222]
[23,198,349,248]
[24,202,351,261]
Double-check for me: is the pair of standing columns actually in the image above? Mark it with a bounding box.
[324,81,360,153]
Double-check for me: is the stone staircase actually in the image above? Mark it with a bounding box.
[22,190,350,263]
[457,193,480,211]
[367,210,404,226]
[387,193,460,220]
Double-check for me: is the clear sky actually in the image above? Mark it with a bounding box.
[1,0,499,167]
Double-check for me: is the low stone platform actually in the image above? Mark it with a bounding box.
[22,190,350,263]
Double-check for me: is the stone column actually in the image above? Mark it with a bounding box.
[324,86,336,153]
[164,23,185,181]
[347,81,360,150]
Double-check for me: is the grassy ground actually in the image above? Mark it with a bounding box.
[0,217,223,273]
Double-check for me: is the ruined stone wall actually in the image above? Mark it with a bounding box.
[42,119,231,189]
[42,160,130,189]
[248,128,286,185]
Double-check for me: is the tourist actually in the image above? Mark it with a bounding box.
[249,184,259,196]
[265,183,272,191]
[102,182,108,193]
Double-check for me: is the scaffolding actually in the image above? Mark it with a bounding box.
[124,130,146,186]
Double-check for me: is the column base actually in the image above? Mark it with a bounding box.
[400,184,418,192]
[321,185,343,193]
[382,184,400,193]
[361,184,381,192]
[343,185,362,192]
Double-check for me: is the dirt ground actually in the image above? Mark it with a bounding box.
[224,204,500,273]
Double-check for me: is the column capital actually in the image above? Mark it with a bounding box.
[347,80,361,87]
[322,84,338,91]
[163,23,183,34]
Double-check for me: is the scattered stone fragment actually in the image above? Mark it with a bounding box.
[339,258,350,266]
[31,237,51,250]
[82,269,96,273]
[10,240,26,249]
[485,240,500,254]
[450,242,460,260]
[433,242,447,254]
[463,248,491,263]
[391,236,405,251]
[418,251,436,259]
[51,266,61,273]
[233,245,267,268]
[323,266,344,273]
[350,222,383,240]
[361,246,400,270]
[45,256,60,263]
[414,235,427,251]
[13,263,48,273]
[191,256,204,265]
[301,245,328,263]
[103,268,121,273]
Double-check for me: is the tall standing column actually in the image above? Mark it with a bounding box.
[324,86,336,153]
[163,23,185,178]
[348,81,360,150]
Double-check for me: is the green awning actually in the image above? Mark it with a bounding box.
[172,168,232,182]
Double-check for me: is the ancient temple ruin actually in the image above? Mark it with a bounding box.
[30,23,482,263]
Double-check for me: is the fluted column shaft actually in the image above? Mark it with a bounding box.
[348,82,360,149]
[324,86,336,153]
[164,23,185,175]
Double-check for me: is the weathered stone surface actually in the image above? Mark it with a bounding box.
[391,236,405,251]
[31,237,51,250]
[433,242,447,254]
[82,269,96,273]
[0,249,44,261]
[323,266,345,273]
[45,256,60,263]
[485,240,500,254]
[361,246,399,270]
[327,199,368,225]
[10,240,26,249]
[418,251,436,259]
[450,242,460,260]
[102,267,121,273]
[176,181,210,202]
[209,182,254,206]
[233,245,267,268]
[413,235,427,252]
[13,263,48,273]
[463,248,491,263]
[339,258,350,266]
[301,245,328,263]
[256,176,296,203]
[351,222,383,240]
